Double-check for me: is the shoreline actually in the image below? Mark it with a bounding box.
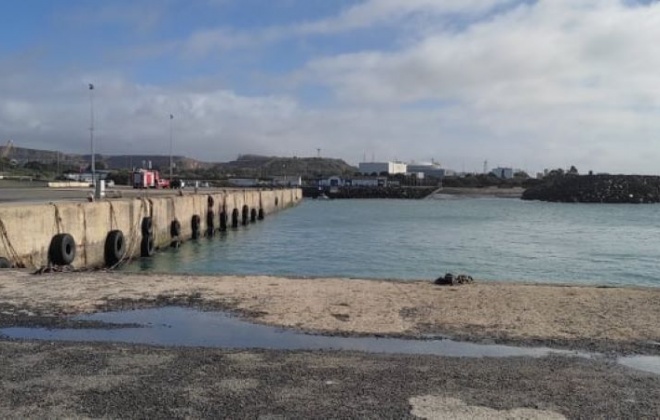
[1,271,659,354]
[429,186,524,198]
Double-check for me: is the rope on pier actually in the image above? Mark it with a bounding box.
[0,217,27,268]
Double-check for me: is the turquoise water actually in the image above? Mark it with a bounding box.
[124,198,660,287]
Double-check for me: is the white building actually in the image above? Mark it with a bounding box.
[345,178,386,187]
[318,176,344,187]
[359,161,407,175]
[491,167,514,179]
[272,175,302,187]
[407,162,446,179]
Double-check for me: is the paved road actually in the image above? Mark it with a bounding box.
[0,339,657,419]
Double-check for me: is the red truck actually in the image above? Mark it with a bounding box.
[132,169,170,189]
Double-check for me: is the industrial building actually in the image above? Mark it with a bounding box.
[491,167,514,179]
[407,162,447,179]
[358,161,407,175]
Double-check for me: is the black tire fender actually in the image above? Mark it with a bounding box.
[104,230,125,266]
[0,257,11,269]
[219,210,227,232]
[191,215,201,239]
[206,210,215,233]
[49,233,76,265]
[141,235,155,257]
[141,217,153,236]
[170,219,181,238]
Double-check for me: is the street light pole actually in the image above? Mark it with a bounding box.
[89,83,96,186]
[169,114,174,180]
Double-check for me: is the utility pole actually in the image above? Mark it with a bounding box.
[169,114,174,180]
[89,83,96,186]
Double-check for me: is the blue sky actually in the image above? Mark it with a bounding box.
[2,0,660,174]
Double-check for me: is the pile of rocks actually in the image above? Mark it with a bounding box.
[521,174,660,203]
[434,273,474,286]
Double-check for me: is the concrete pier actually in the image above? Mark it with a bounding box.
[0,188,301,269]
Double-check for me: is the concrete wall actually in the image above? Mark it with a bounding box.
[0,188,302,269]
[47,181,90,188]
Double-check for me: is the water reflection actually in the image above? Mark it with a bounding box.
[3,307,659,375]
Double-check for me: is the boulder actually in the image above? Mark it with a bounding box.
[434,273,455,286]
[456,274,474,284]
[434,273,475,286]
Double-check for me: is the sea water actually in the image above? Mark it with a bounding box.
[123,198,660,287]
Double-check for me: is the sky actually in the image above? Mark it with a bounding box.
[1,0,660,174]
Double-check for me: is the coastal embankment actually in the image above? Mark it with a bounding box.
[302,186,524,199]
[523,174,660,203]
[0,188,301,270]
[302,186,437,199]
[1,271,659,353]
[428,186,524,199]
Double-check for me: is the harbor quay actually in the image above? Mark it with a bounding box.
[0,188,302,270]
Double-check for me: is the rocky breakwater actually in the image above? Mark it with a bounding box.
[303,186,437,199]
[522,174,660,203]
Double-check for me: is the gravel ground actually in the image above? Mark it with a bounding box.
[1,340,659,419]
[2,271,660,418]
[2,271,660,355]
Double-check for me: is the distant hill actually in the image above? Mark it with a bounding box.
[6,146,83,165]
[103,155,212,171]
[3,146,210,171]
[2,146,355,178]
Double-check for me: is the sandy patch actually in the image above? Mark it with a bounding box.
[410,396,566,419]
[106,354,175,372]
[1,271,660,344]
[217,378,260,393]
[2,373,130,392]
[224,352,265,364]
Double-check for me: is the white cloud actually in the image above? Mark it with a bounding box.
[284,0,660,173]
[57,1,167,33]
[181,28,261,57]
[302,0,660,105]
[297,0,511,34]
[0,73,300,160]
[4,0,660,174]
[176,0,510,58]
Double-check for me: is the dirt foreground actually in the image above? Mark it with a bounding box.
[3,341,659,419]
[1,270,659,352]
[2,270,660,418]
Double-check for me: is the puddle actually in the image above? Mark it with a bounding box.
[617,356,660,375]
[0,307,658,375]
[0,307,580,357]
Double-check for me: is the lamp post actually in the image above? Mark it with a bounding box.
[89,83,96,186]
[169,114,174,180]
